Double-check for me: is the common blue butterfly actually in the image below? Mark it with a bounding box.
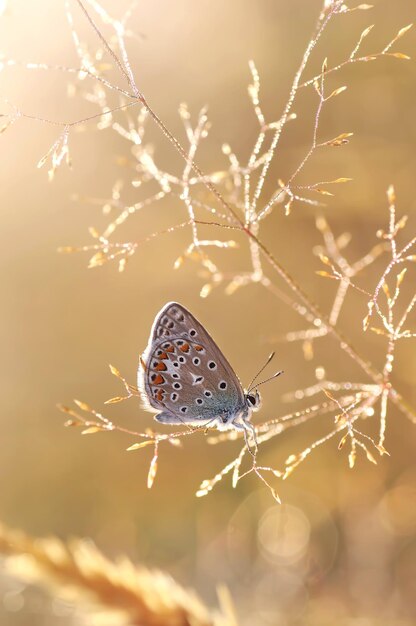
[138,302,278,439]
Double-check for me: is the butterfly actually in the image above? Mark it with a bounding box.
[138,302,282,439]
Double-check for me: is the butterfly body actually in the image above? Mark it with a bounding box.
[138,302,260,432]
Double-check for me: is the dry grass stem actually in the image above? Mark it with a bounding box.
[0,521,237,626]
[2,0,415,497]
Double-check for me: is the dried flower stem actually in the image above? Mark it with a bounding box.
[0,521,237,626]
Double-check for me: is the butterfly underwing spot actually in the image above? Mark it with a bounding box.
[196,398,204,405]
[160,315,176,330]
[173,382,182,390]
[171,393,178,402]
[151,374,166,385]
[204,390,212,397]
[193,357,200,365]
[178,356,186,363]
[170,307,185,322]
[173,361,179,368]
[180,406,188,413]
[154,362,167,371]
[208,361,217,370]
[194,344,204,353]
[172,373,180,379]
[179,343,190,353]
[157,326,172,338]
[189,329,197,337]
[219,381,227,389]
[191,373,204,385]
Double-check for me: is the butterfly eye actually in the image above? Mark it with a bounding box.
[247,391,261,408]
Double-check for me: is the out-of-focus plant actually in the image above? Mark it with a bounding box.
[1,0,415,499]
[0,521,237,626]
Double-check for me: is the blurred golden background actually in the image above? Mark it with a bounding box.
[0,0,415,624]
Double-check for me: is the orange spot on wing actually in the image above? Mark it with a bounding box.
[159,352,168,360]
[194,344,204,351]
[153,374,165,385]
[155,362,167,371]
[165,345,175,353]
[179,343,190,353]
[156,390,164,401]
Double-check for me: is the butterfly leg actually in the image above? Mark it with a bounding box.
[233,418,258,458]
[244,421,258,458]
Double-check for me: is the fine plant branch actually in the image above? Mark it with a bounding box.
[62,0,413,421]
[298,22,413,89]
[70,0,244,226]
[249,0,341,214]
[3,0,415,497]
[71,0,139,98]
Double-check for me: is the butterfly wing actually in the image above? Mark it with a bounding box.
[138,302,245,425]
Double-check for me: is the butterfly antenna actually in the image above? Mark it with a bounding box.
[249,370,284,392]
[247,351,275,393]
